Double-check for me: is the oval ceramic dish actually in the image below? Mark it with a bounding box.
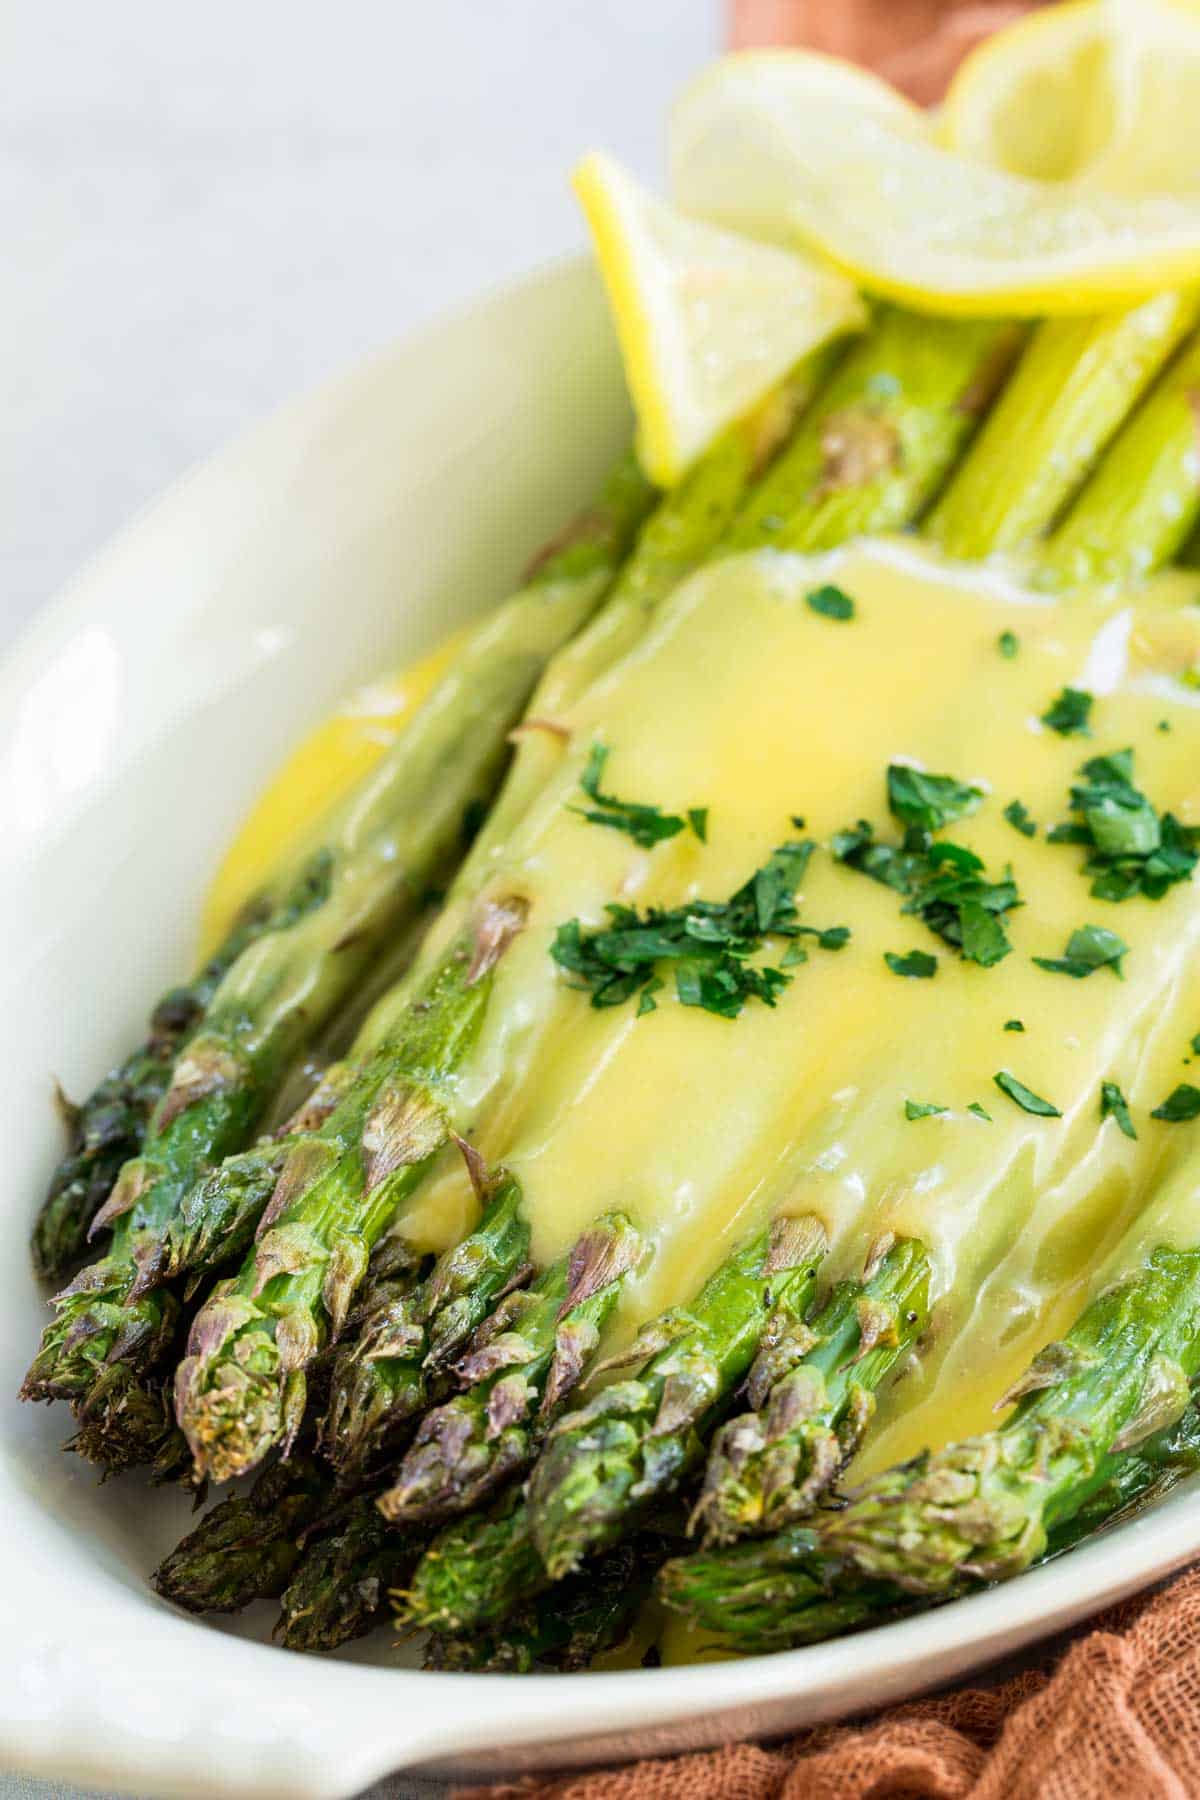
[2,257,1198,1800]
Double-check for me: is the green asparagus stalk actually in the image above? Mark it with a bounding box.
[30,859,338,1283]
[726,308,1024,552]
[152,1456,328,1613]
[319,1173,535,1478]
[657,1395,1200,1658]
[22,457,652,1408]
[1038,331,1200,588]
[691,1236,930,1546]
[927,293,1200,557]
[397,1484,547,1636]
[810,1245,1200,1596]
[425,1527,678,1672]
[377,1214,643,1524]
[527,1216,827,1580]
[172,904,523,1483]
[275,1494,425,1653]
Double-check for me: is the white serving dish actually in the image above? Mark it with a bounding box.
[2,255,1198,1800]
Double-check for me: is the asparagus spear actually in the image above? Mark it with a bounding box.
[22,457,651,1408]
[927,293,1200,557]
[69,1360,190,1482]
[30,859,337,1283]
[173,904,523,1484]
[376,1214,643,1524]
[691,1236,930,1546]
[1039,330,1200,588]
[275,1494,425,1653]
[425,1527,678,1672]
[809,1246,1200,1596]
[397,1484,547,1636]
[152,1456,328,1613]
[726,307,1024,552]
[527,1216,827,1580]
[319,1173,535,1479]
[657,1395,1200,1658]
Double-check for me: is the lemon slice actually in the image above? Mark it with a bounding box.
[573,150,865,485]
[943,0,1200,195]
[670,49,1200,315]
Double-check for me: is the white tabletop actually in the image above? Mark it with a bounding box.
[3,0,718,645]
[1,3,718,1794]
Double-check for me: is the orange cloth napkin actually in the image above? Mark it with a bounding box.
[461,6,1200,1795]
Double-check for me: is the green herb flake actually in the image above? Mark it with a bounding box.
[1151,1084,1200,1123]
[1033,924,1129,980]
[1046,748,1198,902]
[687,807,709,844]
[884,949,937,979]
[1004,799,1037,838]
[551,837,844,1020]
[1041,686,1094,737]
[993,1070,1062,1118]
[806,584,855,622]
[1158,720,1172,733]
[998,630,1019,660]
[569,742,699,851]
[1191,1033,1200,1056]
[834,771,1020,969]
[967,1102,993,1122]
[1100,1081,1137,1140]
[1004,1019,1025,1032]
[887,764,984,835]
[905,1100,947,1121]
[636,977,663,1018]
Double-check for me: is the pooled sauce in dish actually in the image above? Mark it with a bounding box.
[209,540,1200,1476]
[200,631,467,960]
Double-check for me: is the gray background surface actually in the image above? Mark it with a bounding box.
[2,2,717,1794]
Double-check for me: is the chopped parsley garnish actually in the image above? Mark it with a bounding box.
[1046,748,1199,902]
[569,742,706,850]
[886,764,984,835]
[998,630,1019,659]
[1033,924,1129,981]
[993,1070,1061,1117]
[1158,720,1172,733]
[967,1102,993,1122]
[1151,1084,1200,1123]
[550,838,845,1019]
[834,824,1020,969]
[1041,686,1094,737]
[782,923,852,969]
[905,1099,947,1121]
[885,949,937,978]
[1003,799,1037,838]
[806,583,855,621]
[1004,1019,1025,1032]
[1100,1081,1137,1140]
[1191,1032,1200,1056]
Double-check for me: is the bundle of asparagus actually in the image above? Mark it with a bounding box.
[25,287,1200,1677]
